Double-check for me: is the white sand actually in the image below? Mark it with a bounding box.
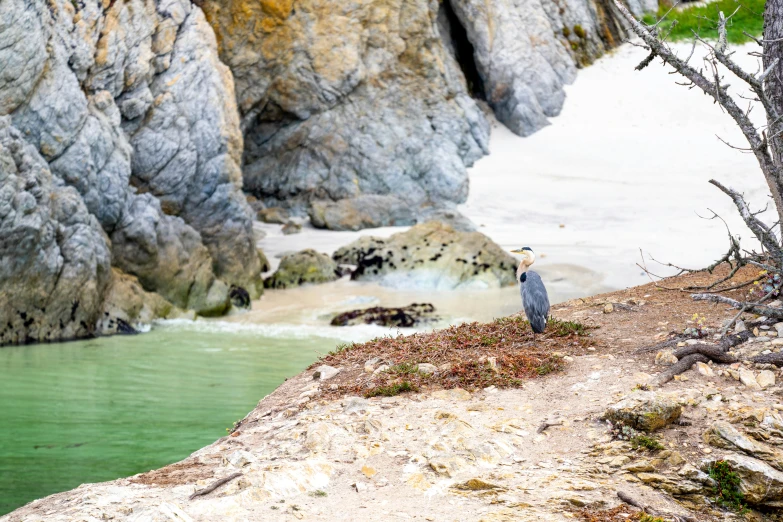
[249,42,771,324]
[461,41,770,291]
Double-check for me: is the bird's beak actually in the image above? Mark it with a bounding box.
[510,248,524,254]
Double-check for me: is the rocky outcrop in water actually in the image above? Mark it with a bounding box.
[0,0,263,344]
[264,249,340,289]
[198,0,650,228]
[0,119,111,344]
[98,269,194,336]
[331,303,438,327]
[333,222,518,290]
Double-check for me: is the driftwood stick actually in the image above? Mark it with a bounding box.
[671,344,738,364]
[189,472,242,500]
[536,419,564,434]
[653,354,709,387]
[617,490,652,512]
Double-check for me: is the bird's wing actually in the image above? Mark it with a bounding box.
[523,272,551,319]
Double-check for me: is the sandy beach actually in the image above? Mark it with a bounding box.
[245,41,772,327]
[462,41,769,292]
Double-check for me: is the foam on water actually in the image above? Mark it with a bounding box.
[155,317,425,343]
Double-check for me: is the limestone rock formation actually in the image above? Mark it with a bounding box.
[603,391,682,432]
[703,454,783,507]
[264,249,341,289]
[332,222,518,290]
[704,421,783,470]
[0,0,262,343]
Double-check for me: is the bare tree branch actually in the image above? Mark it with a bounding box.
[692,292,783,318]
[613,0,783,226]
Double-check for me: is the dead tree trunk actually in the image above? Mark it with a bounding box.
[766,0,783,213]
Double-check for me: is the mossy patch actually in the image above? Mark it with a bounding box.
[630,434,664,451]
[453,478,503,491]
[364,381,417,398]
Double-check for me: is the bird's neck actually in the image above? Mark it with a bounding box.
[516,261,528,281]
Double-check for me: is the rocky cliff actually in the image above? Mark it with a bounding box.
[198,0,654,228]
[1,0,262,344]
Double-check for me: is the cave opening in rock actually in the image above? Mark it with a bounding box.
[440,0,485,100]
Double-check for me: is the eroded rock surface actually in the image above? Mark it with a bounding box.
[0,118,111,344]
[200,0,490,224]
[603,391,682,432]
[199,0,651,227]
[0,0,262,343]
[333,222,518,290]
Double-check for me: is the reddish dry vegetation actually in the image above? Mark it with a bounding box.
[318,316,600,399]
[129,459,214,487]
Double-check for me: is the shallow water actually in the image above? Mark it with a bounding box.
[0,322,379,515]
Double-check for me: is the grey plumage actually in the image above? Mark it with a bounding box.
[520,270,550,333]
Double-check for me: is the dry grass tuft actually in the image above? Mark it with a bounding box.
[576,504,646,521]
[318,317,598,399]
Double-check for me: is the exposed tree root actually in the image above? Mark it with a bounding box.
[671,344,738,364]
[751,352,783,366]
[638,331,751,356]
[652,354,710,387]
[634,336,688,354]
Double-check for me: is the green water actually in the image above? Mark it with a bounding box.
[0,321,366,515]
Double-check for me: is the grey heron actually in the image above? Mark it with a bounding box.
[510,247,550,333]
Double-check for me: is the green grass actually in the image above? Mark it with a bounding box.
[480,335,499,346]
[548,318,590,337]
[388,362,420,375]
[328,342,355,356]
[638,514,666,522]
[364,381,417,398]
[535,361,561,376]
[707,460,748,513]
[309,490,327,497]
[642,0,765,43]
